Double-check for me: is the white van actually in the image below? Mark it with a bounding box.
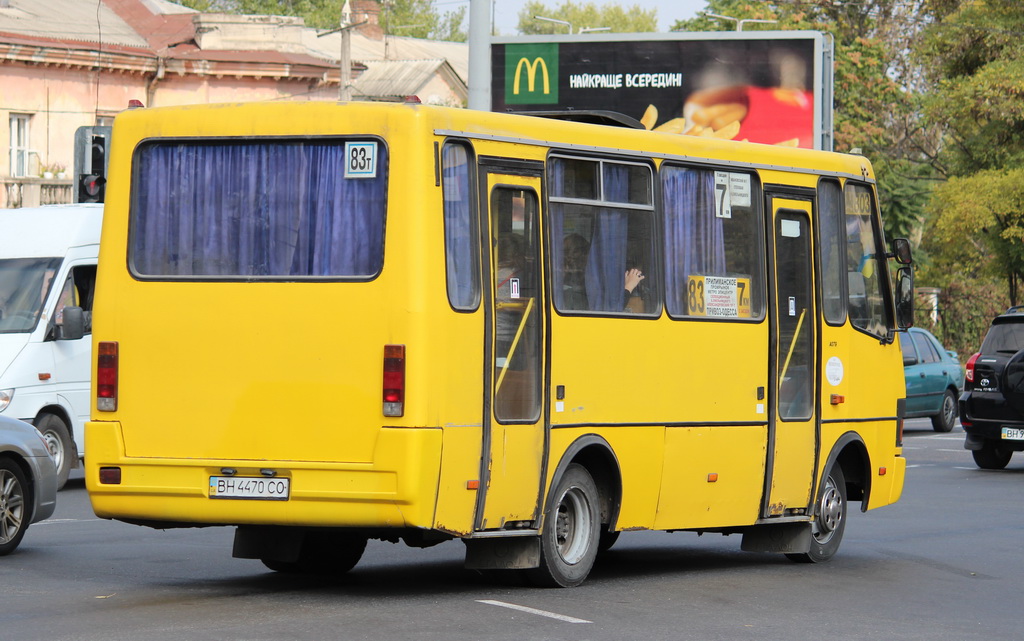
[0,204,101,489]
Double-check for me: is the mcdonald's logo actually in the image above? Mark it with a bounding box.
[504,43,559,105]
[513,57,550,95]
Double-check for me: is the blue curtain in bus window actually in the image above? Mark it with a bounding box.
[662,166,723,316]
[547,169,568,309]
[132,141,386,278]
[585,164,628,312]
[442,143,479,309]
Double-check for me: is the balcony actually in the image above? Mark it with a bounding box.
[1,176,75,208]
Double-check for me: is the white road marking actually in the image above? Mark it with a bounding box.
[476,599,592,624]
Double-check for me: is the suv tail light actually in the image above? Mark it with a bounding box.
[965,352,980,383]
[383,344,405,417]
[97,341,118,411]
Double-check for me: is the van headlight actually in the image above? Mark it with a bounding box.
[0,389,12,412]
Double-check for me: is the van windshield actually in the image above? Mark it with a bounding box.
[0,257,62,333]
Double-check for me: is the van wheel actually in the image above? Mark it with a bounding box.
[0,458,30,556]
[786,465,847,563]
[35,414,72,490]
[972,442,1012,470]
[526,463,600,587]
[931,389,958,432]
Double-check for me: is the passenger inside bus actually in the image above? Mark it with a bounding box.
[559,232,646,312]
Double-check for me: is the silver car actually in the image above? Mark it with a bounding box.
[1,415,57,555]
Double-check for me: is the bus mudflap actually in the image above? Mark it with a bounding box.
[463,536,541,570]
[740,522,812,554]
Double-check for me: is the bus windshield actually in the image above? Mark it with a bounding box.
[0,257,62,333]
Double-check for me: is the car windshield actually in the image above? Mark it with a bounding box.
[981,321,1024,354]
[0,257,62,333]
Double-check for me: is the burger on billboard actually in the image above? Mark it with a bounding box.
[491,31,833,151]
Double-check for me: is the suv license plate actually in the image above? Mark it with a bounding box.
[1001,427,1024,440]
[209,476,289,500]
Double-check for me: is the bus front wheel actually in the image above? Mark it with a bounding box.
[527,463,600,588]
[786,465,847,564]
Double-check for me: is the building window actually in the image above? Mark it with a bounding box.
[9,114,31,177]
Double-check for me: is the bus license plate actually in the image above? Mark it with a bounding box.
[1001,427,1024,440]
[209,476,290,500]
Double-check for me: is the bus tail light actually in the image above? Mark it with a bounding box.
[383,344,405,417]
[965,352,980,383]
[97,341,119,411]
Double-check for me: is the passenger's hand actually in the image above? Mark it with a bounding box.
[625,268,644,293]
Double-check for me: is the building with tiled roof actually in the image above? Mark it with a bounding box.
[0,0,467,207]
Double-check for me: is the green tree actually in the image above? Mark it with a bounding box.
[516,1,656,35]
[916,0,1024,304]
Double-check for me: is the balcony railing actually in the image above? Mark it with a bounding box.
[1,176,75,209]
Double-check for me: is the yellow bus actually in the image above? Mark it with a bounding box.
[86,101,914,587]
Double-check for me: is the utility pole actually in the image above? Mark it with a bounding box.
[318,1,365,101]
[339,0,352,101]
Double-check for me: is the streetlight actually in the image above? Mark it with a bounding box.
[534,15,572,33]
[534,15,610,34]
[703,12,778,31]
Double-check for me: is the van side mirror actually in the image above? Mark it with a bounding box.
[891,238,913,265]
[895,267,914,329]
[60,306,85,341]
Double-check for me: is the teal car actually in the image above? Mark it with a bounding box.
[900,327,963,432]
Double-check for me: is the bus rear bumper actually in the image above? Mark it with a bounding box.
[85,421,442,529]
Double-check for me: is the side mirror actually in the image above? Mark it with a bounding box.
[895,266,914,329]
[60,306,85,341]
[903,352,918,366]
[891,238,913,265]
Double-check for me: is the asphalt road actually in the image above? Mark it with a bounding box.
[3,418,1021,641]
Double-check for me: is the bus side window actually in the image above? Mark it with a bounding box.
[549,156,656,315]
[662,165,764,320]
[818,179,846,325]
[442,141,480,310]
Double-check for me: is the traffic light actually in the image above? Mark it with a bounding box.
[74,126,111,203]
[78,173,105,203]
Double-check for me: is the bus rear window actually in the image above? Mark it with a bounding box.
[130,139,387,279]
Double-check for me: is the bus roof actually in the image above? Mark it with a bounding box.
[0,204,103,258]
[112,101,873,182]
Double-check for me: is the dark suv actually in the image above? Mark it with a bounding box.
[960,306,1024,469]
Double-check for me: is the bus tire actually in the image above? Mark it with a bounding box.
[261,531,367,575]
[527,463,600,587]
[0,458,30,556]
[786,464,847,564]
[35,414,72,490]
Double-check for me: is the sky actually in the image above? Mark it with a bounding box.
[487,0,709,35]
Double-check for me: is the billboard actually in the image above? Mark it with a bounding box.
[491,31,833,151]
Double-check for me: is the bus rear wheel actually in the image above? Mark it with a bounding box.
[786,465,847,564]
[262,531,367,575]
[527,463,600,588]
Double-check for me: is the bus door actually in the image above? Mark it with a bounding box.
[476,165,546,531]
[766,196,818,516]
